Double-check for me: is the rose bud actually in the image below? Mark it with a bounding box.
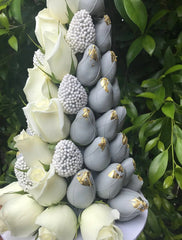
[108,188,149,222]
[89,78,113,113]
[70,107,97,146]
[115,106,127,132]
[95,163,125,199]
[96,109,118,141]
[113,78,121,107]
[77,44,101,86]
[95,15,112,53]
[110,133,129,163]
[67,169,96,209]
[126,174,144,192]
[122,158,136,186]
[101,51,117,83]
[84,137,111,171]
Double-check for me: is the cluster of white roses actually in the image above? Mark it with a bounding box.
[0,1,148,240]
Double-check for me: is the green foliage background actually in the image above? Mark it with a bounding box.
[0,0,182,239]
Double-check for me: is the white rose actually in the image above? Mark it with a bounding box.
[35,9,77,81]
[14,130,53,167]
[23,98,70,143]
[38,227,56,240]
[0,182,23,234]
[24,67,58,103]
[80,203,123,240]
[47,0,79,23]
[97,225,123,240]
[1,194,44,237]
[36,205,77,240]
[0,182,22,197]
[27,164,67,206]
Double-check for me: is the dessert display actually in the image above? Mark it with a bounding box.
[0,1,148,240]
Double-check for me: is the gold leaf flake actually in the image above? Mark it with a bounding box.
[104,15,111,25]
[98,137,107,151]
[77,171,92,186]
[133,159,136,170]
[131,197,148,212]
[122,134,128,145]
[111,51,117,62]
[138,175,143,181]
[111,110,118,120]
[117,164,124,173]
[88,45,98,61]
[82,108,90,119]
[108,170,123,179]
[100,78,109,93]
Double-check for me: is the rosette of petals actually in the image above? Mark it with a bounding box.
[23,98,71,143]
[58,74,88,114]
[35,9,77,81]
[14,153,32,192]
[23,66,58,103]
[47,0,79,24]
[66,9,96,53]
[35,205,77,240]
[1,194,44,237]
[52,140,83,177]
[26,164,67,206]
[14,130,52,167]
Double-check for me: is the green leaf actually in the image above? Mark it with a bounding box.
[67,3,74,23]
[162,102,175,119]
[171,74,182,83]
[162,198,171,212]
[153,195,162,210]
[141,78,160,88]
[139,122,148,147]
[164,47,176,69]
[175,167,182,189]
[9,0,22,23]
[164,64,182,76]
[0,28,8,36]
[137,92,156,99]
[147,209,161,234]
[175,137,182,165]
[121,98,138,120]
[0,0,12,10]
[123,0,148,33]
[0,13,9,29]
[114,0,134,25]
[8,35,18,51]
[147,9,170,29]
[153,86,165,110]
[163,176,173,189]
[149,150,168,185]
[126,36,143,66]
[177,5,182,17]
[174,124,182,139]
[158,141,165,152]
[142,35,156,56]
[145,137,159,152]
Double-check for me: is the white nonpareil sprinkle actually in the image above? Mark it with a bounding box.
[66,9,96,53]
[52,140,83,177]
[26,121,36,136]
[14,153,33,192]
[33,49,45,67]
[58,74,88,114]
